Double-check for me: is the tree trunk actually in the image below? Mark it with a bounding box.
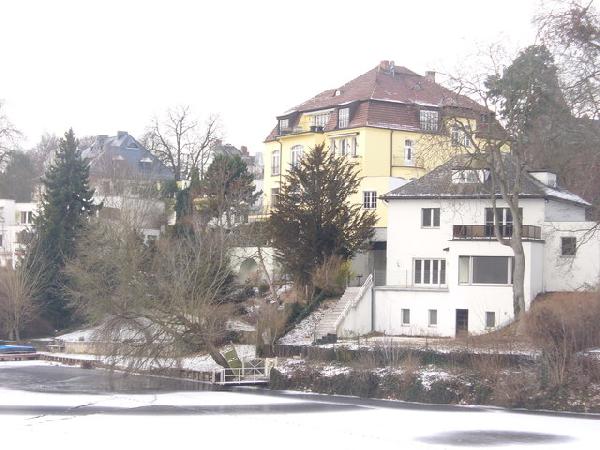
[257,247,278,302]
[205,341,230,369]
[511,241,527,320]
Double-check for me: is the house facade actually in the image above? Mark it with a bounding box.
[334,157,599,338]
[263,60,488,284]
[0,199,36,267]
[81,131,174,241]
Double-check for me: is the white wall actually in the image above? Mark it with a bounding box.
[0,200,37,267]
[230,246,278,283]
[338,286,373,338]
[543,222,600,291]
[545,199,587,222]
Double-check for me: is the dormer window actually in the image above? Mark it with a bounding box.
[334,89,341,96]
[338,108,350,128]
[312,112,330,128]
[451,169,489,184]
[279,119,289,132]
[420,110,439,131]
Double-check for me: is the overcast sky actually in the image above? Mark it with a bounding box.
[1,0,541,154]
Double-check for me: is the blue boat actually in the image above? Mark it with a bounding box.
[0,344,36,354]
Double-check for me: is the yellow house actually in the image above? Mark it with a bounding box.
[263,60,488,284]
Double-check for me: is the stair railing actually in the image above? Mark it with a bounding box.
[333,273,373,331]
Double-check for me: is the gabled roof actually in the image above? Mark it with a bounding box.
[81,132,173,181]
[382,154,591,207]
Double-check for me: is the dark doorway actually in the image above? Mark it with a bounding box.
[455,309,469,336]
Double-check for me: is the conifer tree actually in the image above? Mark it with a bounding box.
[29,129,96,329]
[269,143,376,301]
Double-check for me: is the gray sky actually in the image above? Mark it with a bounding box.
[1,0,540,154]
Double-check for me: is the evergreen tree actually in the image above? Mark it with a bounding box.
[0,150,36,201]
[269,143,376,301]
[202,154,259,227]
[29,129,96,329]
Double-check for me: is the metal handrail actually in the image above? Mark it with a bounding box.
[333,273,373,331]
[212,365,270,384]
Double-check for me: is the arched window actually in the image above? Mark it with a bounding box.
[291,145,303,167]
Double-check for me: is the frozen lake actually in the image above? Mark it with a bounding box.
[0,361,598,449]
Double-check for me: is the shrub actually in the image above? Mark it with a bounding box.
[525,292,600,386]
[312,255,353,297]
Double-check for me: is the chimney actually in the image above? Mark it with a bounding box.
[240,145,248,155]
[379,60,390,71]
[117,130,127,138]
[425,71,436,83]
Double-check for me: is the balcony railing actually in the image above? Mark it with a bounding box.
[452,224,542,240]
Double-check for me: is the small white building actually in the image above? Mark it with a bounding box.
[0,199,37,267]
[334,157,600,338]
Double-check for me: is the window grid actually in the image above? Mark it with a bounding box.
[414,258,446,286]
[428,309,438,327]
[271,150,280,176]
[401,308,410,325]
[420,110,439,131]
[338,108,350,128]
[363,191,377,209]
[290,145,303,168]
[485,311,496,328]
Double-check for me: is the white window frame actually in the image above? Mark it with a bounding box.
[413,258,447,286]
[401,308,410,326]
[271,150,280,176]
[420,110,439,131]
[290,145,303,168]
[404,139,414,166]
[338,108,350,128]
[421,208,440,228]
[279,118,289,131]
[451,126,471,147]
[485,311,496,329]
[428,309,438,327]
[458,255,514,285]
[312,113,330,128]
[363,191,377,209]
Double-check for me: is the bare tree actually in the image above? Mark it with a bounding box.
[143,106,220,181]
[0,255,45,341]
[67,211,238,369]
[0,101,21,169]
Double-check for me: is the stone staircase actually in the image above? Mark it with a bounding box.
[314,287,361,344]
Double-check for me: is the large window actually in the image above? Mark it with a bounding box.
[404,139,414,166]
[338,108,350,128]
[484,208,522,237]
[421,208,440,228]
[420,110,439,131]
[459,256,513,285]
[451,126,471,147]
[20,211,34,225]
[290,145,303,167]
[332,136,357,157]
[414,258,446,286]
[312,113,330,128]
[271,150,280,176]
[561,237,577,256]
[363,191,377,209]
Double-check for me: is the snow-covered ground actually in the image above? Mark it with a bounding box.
[1,361,599,449]
[279,298,338,345]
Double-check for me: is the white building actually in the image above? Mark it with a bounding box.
[330,157,600,339]
[0,199,37,267]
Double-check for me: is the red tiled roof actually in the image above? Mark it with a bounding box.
[290,61,484,113]
[265,61,489,142]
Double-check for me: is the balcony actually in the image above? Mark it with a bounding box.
[452,224,542,240]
